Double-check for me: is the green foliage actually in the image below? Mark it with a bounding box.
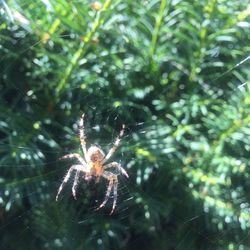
[1,0,250,249]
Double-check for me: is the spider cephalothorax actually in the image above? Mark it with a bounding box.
[87,145,105,162]
[56,114,128,214]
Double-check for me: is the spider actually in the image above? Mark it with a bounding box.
[56,114,128,214]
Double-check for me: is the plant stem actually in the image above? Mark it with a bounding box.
[56,0,113,95]
[149,0,167,59]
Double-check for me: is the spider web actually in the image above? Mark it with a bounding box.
[1,1,250,249]
[0,103,137,249]
[1,79,250,249]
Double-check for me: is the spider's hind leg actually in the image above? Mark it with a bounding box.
[72,170,81,200]
[56,165,84,201]
[60,153,86,165]
[104,162,129,178]
[96,172,118,214]
[110,177,118,215]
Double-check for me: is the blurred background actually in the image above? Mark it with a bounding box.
[0,0,250,249]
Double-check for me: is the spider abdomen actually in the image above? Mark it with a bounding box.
[89,161,104,178]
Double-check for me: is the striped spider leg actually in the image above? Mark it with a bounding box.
[96,171,119,215]
[103,124,125,163]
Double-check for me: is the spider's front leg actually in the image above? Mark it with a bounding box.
[103,124,125,163]
[79,113,89,162]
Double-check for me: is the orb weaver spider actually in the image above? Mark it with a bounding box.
[56,114,128,214]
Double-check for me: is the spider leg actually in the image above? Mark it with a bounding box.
[103,124,125,163]
[72,170,81,200]
[110,177,118,215]
[96,178,113,211]
[56,164,89,201]
[60,153,86,165]
[96,172,118,213]
[104,162,129,178]
[79,114,89,162]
